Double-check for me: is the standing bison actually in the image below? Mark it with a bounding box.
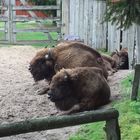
[29,41,108,82]
[47,67,111,114]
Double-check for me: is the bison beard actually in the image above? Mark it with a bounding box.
[47,67,111,114]
[29,57,55,82]
[29,41,108,83]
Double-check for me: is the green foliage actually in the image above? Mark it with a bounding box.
[28,0,56,5]
[69,74,140,140]
[28,0,57,17]
[69,123,105,140]
[103,0,140,29]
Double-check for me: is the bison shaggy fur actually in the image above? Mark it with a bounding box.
[111,48,129,69]
[47,67,111,114]
[29,41,108,82]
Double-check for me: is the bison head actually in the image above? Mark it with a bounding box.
[118,51,128,69]
[111,50,128,69]
[29,48,55,82]
[47,70,78,110]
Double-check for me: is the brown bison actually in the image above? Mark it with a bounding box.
[47,67,111,114]
[29,41,108,82]
[102,54,118,75]
[111,48,129,69]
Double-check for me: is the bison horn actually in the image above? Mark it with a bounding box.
[115,49,119,55]
[45,48,52,60]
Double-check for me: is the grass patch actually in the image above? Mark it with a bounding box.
[0,21,58,47]
[17,32,47,41]
[69,122,105,140]
[97,48,111,55]
[69,73,140,140]
[0,32,5,40]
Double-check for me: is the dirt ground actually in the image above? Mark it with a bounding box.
[0,45,133,140]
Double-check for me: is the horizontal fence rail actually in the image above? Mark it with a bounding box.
[13,5,60,10]
[0,108,120,140]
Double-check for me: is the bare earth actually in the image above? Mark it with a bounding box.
[0,46,132,140]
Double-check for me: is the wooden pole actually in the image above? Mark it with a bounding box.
[0,108,120,139]
[131,64,140,100]
[105,119,121,140]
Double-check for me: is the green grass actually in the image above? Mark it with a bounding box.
[97,48,111,55]
[69,74,140,140]
[0,21,58,47]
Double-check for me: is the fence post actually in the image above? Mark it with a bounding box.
[131,64,140,100]
[136,25,140,63]
[105,119,121,140]
[57,0,62,40]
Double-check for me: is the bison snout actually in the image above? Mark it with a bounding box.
[28,65,32,71]
[47,90,55,101]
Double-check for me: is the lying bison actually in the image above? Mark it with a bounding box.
[47,67,111,114]
[111,48,128,69]
[102,54,117,75]
[29,41,108,82]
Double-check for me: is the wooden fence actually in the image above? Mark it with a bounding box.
[0,0,61,44]
[61,0,140,69]
[0,108,120,140]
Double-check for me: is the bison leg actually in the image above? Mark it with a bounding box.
[58,104,80,115]
[59,98,96,115]
[36,87,50,95]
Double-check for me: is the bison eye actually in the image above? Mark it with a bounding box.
[37,58,45,64]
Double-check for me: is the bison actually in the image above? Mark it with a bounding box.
[111,48,129,69]
[102,54,118,75]
[47,67,111,114]
[29,41,108,83]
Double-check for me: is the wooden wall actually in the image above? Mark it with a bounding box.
[62,0,140,69]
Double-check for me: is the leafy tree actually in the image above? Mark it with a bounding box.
[28,0,57,17]
[104,0,140,29]
[28,0,56,5]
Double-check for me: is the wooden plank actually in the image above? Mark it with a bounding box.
[0,17,8,21]
[0,40,54,45]
[74,0,79,36]
[13,17,61,22]
[0,108,119,138]
[14,28,61,33]
[13,6,60,10]
[0,6,7,10]
[56,0,61,40]
[91,0,96,48]
[15,40,57,45]
[12,0,16,44]
[105,119,121,140]
[95,1,107,49]
[122,24,135,69]
[136,25,140,63]
[87,0,93,47]
[78,0,84,41]
[69,0,75,35]
[107,23,120,52]
[83,0,89,44]
[131,64,140,100]
[61,0,69,36]
[0,29,7,32]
